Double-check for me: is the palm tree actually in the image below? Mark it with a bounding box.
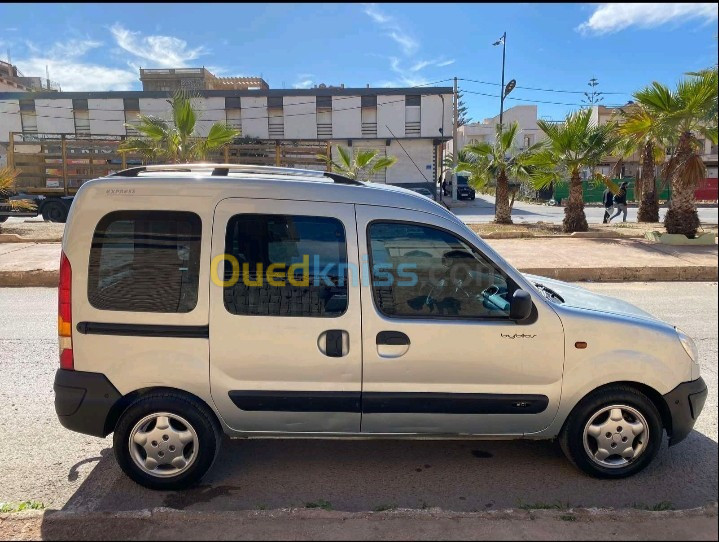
[634,73,718,236]
[456,122,546,224]
[319,145,397,182]
[618,102,670,222]
[534,109,622,233]
[119,90,239,163]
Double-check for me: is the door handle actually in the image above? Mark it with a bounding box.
[377,331,410,346]
[319,330,348,357]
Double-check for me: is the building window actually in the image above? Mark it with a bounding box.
[123,98,141,136]
[316,95,332,139]
[361,95,377,137]
[87,211,202,313]
[72,99,90,136]
[225,97,242,134]
[223,214,348,317]
[19,99,37,133]
[367,222,512,319]
[405,95,421,137]
[267,97,284,138]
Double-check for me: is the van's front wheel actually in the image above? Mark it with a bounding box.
[560,386,663,479]
[113,393,221,490]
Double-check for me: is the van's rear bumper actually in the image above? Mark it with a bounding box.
[54,369,121,438]
[663,377,707,446]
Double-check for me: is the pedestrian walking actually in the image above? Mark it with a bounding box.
[602,186,614,223]
[608,181,629,223]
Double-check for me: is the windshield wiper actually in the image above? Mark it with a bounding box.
[534,282,565,304]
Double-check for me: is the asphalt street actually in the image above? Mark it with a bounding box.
[448,194,719,225]
[0,284,716,514]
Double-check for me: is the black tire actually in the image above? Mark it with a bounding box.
[41,200,68,223]
[113,392,222,490]
[470,194,476,201]
[559,385,663,479]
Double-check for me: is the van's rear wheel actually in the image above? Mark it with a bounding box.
[559,386,662,479]
[113,393,221,490]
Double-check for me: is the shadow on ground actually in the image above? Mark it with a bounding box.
[54,430,717,515]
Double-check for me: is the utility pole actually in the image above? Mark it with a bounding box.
[452,76,458,202]
[495,32,507,133]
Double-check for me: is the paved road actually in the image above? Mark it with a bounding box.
[0,284,716,513]
[448,194,719,225]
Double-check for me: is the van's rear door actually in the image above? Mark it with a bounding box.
[209,198,362,433]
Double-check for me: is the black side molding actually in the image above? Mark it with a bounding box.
[229,391,361,413]
[362,392,549,415]
[76,322,209,338]
[228,391,548,415]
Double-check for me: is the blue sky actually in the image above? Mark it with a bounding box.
[0,3,717,121]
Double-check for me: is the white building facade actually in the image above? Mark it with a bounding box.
[0,87,453,187]
[448,105,545,157]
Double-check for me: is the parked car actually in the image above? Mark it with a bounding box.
[442,173,475,200]
[54,164,706,490]
[410,187,434,200]
[456,173,476,200]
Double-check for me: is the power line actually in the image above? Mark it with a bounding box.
[458,77,630,95]
[460,89,627,108]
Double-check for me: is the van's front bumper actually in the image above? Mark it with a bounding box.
[663,377,707,446]
[54,369,121,437]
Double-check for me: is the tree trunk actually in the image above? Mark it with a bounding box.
[495,170,512,224]
[664,132,700,237]
[563,170,588,232]
[637,142,659,222]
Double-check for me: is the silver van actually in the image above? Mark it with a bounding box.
[54,164,706,490]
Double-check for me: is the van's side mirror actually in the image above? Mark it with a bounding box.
[510,289,533,321]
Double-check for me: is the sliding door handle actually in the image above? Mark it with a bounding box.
[377,331,410,346]
[319,330,348,357]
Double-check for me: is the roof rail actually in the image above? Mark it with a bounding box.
[109,163,363,185]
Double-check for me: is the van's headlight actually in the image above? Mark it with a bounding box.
[676,328,698,362]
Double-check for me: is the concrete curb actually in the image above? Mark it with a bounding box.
[2,265,717,288]
[1,503,716,541]
[0,234,62,243]
[0,270,58,287]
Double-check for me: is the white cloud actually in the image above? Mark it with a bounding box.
[110,23,206,67]
[387,31,418,56]
[15,38,137,91]
[363,3,392,24]
[435,59,455,68]
[577,3,718,35]
[362,4,419,55]
[293,79,313,89]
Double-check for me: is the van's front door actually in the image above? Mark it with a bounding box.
[356,205,564,436]
[210,199,362,433]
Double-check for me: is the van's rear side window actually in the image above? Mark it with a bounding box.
[88,211,202,313]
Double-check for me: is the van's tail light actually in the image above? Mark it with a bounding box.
[58,251,74,370]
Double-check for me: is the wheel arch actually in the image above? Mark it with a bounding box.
[561,381,672,437]
[104,386,223,437]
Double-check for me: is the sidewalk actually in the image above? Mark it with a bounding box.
[0,238,717,287]
[1,505,717,541]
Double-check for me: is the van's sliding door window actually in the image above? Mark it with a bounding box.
[223,214,348,317]
[88,211,202,313]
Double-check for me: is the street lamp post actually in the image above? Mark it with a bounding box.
[493,32,507,133]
